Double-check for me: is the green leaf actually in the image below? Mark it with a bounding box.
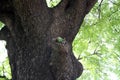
[46,0,61,8]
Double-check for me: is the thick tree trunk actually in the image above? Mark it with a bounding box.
[0,0,97,80]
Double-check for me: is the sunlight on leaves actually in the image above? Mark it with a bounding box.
[0,41,12,80]
[73,0,120,80]
[46,0,61,8]
[0,22,4,30]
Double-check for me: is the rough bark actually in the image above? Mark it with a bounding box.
[0,0,97,80]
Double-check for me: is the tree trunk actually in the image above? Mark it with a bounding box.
[0,0,97,80]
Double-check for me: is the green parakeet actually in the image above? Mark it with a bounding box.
[56,37,65,43]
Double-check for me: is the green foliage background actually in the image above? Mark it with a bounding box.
[0,0,120,80]
[73,0,120,80]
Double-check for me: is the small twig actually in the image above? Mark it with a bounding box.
[98,0,104,19]
[77,54,82,60]
[108,9,119,19]
[109,0,120,6]
[93,43,100,54]
[0,75,6,78]
[114,53,120,62]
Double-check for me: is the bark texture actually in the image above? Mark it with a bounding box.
[0,0,97,80]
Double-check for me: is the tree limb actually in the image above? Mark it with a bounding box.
[50,0,97,42]
[98,0,103,19]
[0,26,11,40]
[86,0,98,14]
[0,0,14,26]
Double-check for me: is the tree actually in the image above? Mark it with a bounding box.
[0,0,97,80]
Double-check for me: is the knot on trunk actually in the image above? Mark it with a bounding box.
[49,37,83,80]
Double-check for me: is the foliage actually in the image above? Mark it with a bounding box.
[0,41,11,80]
[73,0,120,80]
[46,0,61,8]
[0,22,4,30]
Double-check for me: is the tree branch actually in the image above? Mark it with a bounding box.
[0,0,14,26]
[50,0,97,42]
[86,0,98,14]
[0,0,12,13]
[0,26,11,40]
[98,0,103,19]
